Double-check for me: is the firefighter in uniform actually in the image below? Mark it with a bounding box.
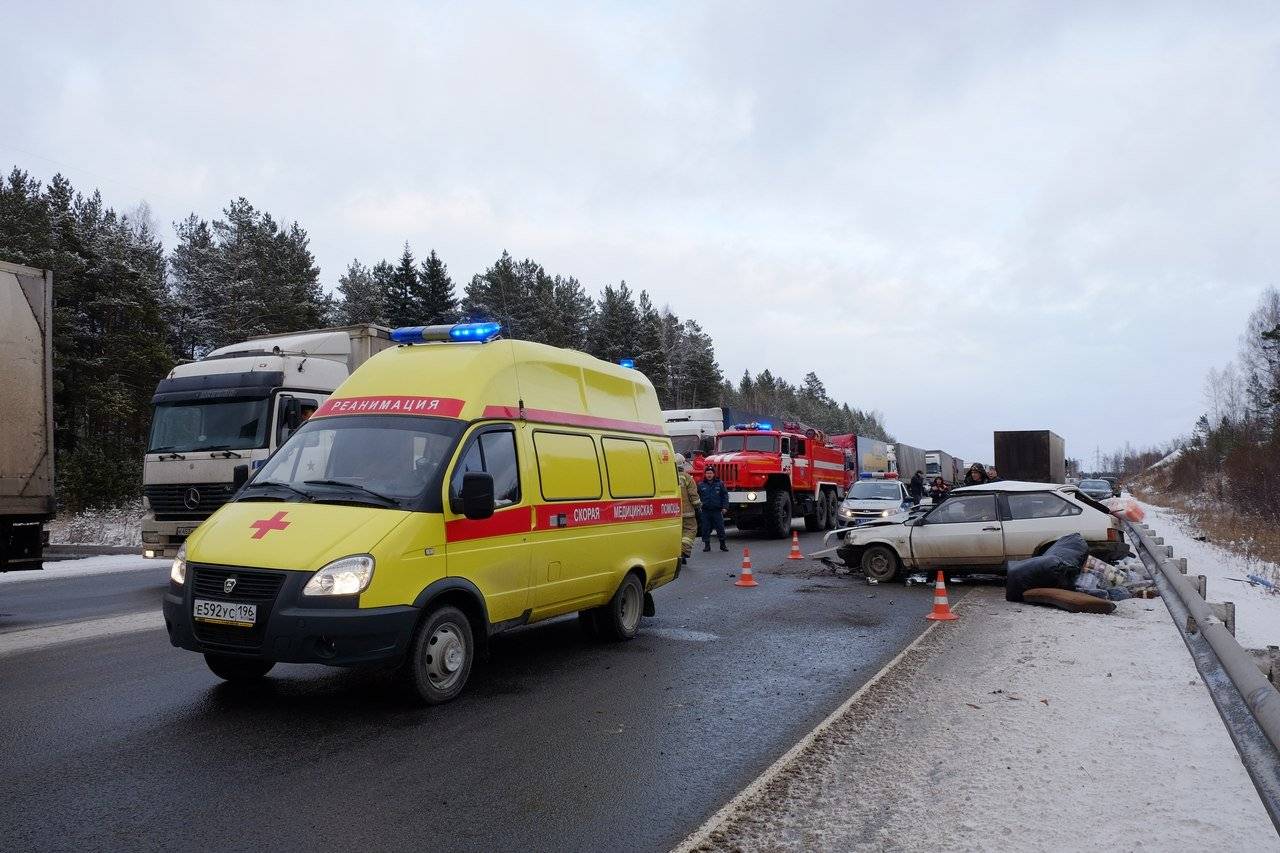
[675,454,701,564]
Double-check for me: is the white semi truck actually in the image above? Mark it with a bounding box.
[0,261,55,571]
[141,325,394,558]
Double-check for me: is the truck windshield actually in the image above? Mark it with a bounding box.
[244,414,463,508]
[850,481,902,500]
[149,398,270,453]
[670,434,702,456]
[717,434,778,453]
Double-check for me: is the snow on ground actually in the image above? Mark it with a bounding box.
[0,555,157,585]
[1137,499,1280,650]
[689,587,1273,852]
[46,501,142,547]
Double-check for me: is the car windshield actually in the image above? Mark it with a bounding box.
[243,414,463,509]
[850,481,902,500]
[717,434,778,453]
[1080,480,1109,489]
[149,398,270,453]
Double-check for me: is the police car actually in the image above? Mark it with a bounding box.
[835,474,913,528]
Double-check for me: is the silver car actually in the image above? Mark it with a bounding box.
[821,480,1127,582]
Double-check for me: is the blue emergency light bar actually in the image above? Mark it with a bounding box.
[618,358,636,369]
[390,321,503,344]
[731,421,773,431]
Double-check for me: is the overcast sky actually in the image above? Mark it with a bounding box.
[4,1,1277,464]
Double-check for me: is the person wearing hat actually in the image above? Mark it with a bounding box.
[675,454,701,564]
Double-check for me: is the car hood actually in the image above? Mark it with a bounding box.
[185,501,415,571]
[841,499,904,511]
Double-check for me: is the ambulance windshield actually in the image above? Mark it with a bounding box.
[243,414,463,508]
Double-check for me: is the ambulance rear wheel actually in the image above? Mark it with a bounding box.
[204,653,274,682]
[764,490,792,538]
[403,605,474,705]
[596,573,645,641]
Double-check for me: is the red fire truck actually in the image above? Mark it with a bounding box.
[703,420,851,538]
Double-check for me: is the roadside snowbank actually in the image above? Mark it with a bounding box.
[687,588,1273,851]
[1137,499,1280,650]
[0,555,157,585]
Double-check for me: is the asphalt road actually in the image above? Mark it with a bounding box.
[0,528,933,853]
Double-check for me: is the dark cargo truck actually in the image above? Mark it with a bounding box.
[994,430,1066,484]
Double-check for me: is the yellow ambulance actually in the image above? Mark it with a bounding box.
[162,322,682,703]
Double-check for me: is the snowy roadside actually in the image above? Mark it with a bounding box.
[684,587,1274,852]
[1136,499,1280,650]
[0,555,158,585]
[46,501,142,547]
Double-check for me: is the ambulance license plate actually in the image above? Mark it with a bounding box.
[193,599,257,627]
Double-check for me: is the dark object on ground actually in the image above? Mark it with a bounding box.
[1005,533,1090,602]
[1023,587,1117,614]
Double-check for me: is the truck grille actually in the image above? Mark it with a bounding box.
[144,482,237,520]
[708,463,739,484]
[191,564,288,650]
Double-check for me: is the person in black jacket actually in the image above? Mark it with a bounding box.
[929,476,950,503]
[697,467,730,552]
[908,471,926,505]
[963,463,989,486]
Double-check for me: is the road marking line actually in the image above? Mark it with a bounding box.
[0,611,164,657]
[672,589,972,853]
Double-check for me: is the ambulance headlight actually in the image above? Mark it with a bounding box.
[169,545,187,585]
[304,555,375,596]
[746,492,757,502]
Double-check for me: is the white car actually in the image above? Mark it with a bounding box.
[836,479,914,527]
[821,480,1127,582]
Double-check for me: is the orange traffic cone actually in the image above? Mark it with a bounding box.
[787,531,804,560]
[736,548,759,587]
[925,570,958,621]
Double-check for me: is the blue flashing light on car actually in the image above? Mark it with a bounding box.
[449,321,503,341]
[618,358,636,368]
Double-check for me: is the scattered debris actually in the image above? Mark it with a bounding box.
[965,703,981,710]
[905,572,929,587]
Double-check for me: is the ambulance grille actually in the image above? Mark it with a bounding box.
[191,565,287,651]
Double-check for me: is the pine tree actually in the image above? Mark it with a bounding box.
[418,249,457,324]
[634,291,669,403]
[464,251,538,337]
[383,243,420,324]
[335,259,385,325]
[589,281,641,364]
[551,275,595,350]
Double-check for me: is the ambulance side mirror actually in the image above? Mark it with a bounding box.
[460,472,495,520]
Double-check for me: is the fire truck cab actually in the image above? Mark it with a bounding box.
[703,421,849,538]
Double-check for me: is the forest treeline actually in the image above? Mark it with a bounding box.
[0,168,890,509]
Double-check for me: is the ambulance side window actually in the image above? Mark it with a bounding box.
[450,428,521,509]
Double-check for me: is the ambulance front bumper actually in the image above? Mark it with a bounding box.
[163,566,418,666]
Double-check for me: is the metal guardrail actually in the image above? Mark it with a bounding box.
[1126,520,1280,833]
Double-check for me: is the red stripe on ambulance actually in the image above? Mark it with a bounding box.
[314,395,466,418]
[534,498,681,531]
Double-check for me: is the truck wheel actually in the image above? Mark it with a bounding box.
[595,573,645,641]
[764,490,792,538]
[805,496,824,533]
[860,545,900,582]
[402,605,475,704]
[204,654,274,682]
[825,493,839,530]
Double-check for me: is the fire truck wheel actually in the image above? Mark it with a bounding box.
[825,492,839,530]
[765,490,792,538]
[804,497,824,532]
[860,545,900,582]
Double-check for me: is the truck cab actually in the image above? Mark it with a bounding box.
[142,327,392,558]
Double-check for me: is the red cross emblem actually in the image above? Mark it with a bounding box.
[249,511,291,539]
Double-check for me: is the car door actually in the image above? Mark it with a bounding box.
[443,424,532,624]
[909,493,1004,567]
[1000,491,1084,561]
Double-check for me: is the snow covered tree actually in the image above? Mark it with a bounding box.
[334,259,386,325]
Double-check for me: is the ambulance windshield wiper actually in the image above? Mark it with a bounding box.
[241,480,313,503]
[304,479,399,507]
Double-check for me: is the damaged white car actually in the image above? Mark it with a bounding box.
[820,480,1128,582]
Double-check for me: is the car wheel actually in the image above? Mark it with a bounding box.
[595,573,645,641]
[860,544,900,582]
[764,490,792,538]
[402,605,475,705]
[204,653,274,682]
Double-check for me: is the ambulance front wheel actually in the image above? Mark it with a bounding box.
[403,605,475,705]
[204,653,274,682]
[595,573,645,641]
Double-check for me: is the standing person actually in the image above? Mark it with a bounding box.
[908,470,926,505]
[985,466,1002,482]
[962,463,988,486]
[929,476,950,503]
[675,455,701,565]
[698,465,730,552]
